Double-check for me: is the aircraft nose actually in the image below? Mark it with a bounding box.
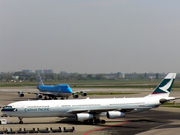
[68,87,73,93]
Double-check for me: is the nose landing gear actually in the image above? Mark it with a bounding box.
[18,117,23,124]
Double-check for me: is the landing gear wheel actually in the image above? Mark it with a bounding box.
[94,119,100,125]
[61,97,64,100]
[83,120,88,124]
[19,121,23,124]
[100,120,106,124]
[44,96,47,100]
[89,119,94,125]
[18,117,23,124]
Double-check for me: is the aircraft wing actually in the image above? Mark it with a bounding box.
[18,91,57,96]
[67,106,152,114]
[73,89,92,94]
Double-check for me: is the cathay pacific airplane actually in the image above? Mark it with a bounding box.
[18,74,89,99]
[3,73,178,124]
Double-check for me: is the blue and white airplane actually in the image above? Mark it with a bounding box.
[4,73,179,124]
[18,74,89,99]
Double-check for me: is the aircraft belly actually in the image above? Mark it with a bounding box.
[57,93,71,97]
[42,92,71,97]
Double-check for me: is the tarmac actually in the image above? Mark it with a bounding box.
[0,87,180,135]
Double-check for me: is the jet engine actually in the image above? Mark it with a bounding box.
[36,94,43,99]
[107,111,125,119]
[73,93,79,99]
[80,91,87,96]
[76,113,93,121]
[18,92,24,97]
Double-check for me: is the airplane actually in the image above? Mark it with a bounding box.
[18,73,89,99]
[2,73,178,124]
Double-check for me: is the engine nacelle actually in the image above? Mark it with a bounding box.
[81,92,87,96]
[18,92,24,97]
[73,94,79,99]
[107,111,125,119]
[36,94,42,99]
[76,113,93,121]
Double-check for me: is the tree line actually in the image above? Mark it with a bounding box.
[0,72,107,82]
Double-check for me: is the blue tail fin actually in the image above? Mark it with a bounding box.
[149,73,176,97]
[37,73,44,86]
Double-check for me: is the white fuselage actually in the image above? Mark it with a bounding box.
[2,96,160,118]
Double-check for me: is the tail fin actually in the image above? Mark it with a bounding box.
[37,73,44,86]
[147,73,176,97]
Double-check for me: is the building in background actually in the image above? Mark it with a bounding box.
[117,72,125,79]
[22,70,32,73]
[35,70,43,74]
[43,69,53,74]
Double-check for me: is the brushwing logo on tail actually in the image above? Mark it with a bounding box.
[159,77,173,93]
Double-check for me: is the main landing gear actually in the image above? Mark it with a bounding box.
[44,96,68,100]
[44,96,57,100]
[84,118,106,125]
[18,117,23,124]
[94,119,106,124]
[61,97,68,100]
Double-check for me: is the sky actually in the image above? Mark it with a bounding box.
[1,0,180,73]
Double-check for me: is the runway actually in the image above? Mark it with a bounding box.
[0,87,180,135]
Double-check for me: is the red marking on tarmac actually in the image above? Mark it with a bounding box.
[84,121,130,135]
